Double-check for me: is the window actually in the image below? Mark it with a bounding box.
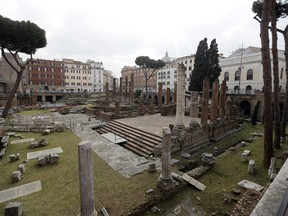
[246,69,253,80]
[167,81,170,85]
[246,85,252,94]
[235,70,240,81]
[51,75,55,79]
[174,75,177,78]
[188,66,192,71]
[51,68,54,72]
[37,67,41,72]
[224,72,229,81]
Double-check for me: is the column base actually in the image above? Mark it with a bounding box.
[157,175,175,192]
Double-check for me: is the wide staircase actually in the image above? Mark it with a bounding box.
[95,120,162,158]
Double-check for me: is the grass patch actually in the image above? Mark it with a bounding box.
[0,122,286,215]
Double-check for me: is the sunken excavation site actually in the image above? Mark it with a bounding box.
[0,66,288,216]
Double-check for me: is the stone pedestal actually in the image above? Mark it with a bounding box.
[157,127,175,192]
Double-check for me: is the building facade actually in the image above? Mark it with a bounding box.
[218,46,287,94]
[121,66,157,93]
[157,52,195,91]
[26,59,65,92]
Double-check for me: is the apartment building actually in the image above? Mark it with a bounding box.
[157,52,195,91]
[26,58,65,92]
[63,59,92,92]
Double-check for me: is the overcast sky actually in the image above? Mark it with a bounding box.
[0,0,286,78]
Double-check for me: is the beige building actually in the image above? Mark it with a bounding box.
[219,46,287,94]
[63,59,92,92]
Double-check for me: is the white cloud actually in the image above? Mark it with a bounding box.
[0,0,286,77]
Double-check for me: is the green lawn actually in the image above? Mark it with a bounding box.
[0,122,286,215]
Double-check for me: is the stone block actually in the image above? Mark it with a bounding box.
[5,202,23,216]
[243,150,251,156]
[241,152,249,162]
[248,160,255,174]
[29,142,39,148]
[37,154,49,166]
[42,129,51,135]
[11,171,22,182]
[17,164,25,174]
[148,163,156,173]
[49,153,59,165]
[9,153,20,162]
[38,138,48,146]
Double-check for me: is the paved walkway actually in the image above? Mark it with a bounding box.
[49,113,153,178]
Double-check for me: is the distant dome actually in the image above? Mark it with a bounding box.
[162,51,175,63]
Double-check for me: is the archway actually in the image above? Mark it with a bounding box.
[154,95,158,104]
[239,100,251,116]
[245,85,252,94]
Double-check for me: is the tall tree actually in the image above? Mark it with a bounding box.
[0,15,46,118]
[271,0,281,149]
[207,39,222,88]
[260,0,274,167]
[189,38,221,91]
[253,0,288,139]
[189,38,209,91]
[135,56,165,101]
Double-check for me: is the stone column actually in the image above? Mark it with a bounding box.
[166,88,171,105]
[210,79,219,124]
[105,82,109,101]
[115,101,120,117]
[219,80,227,118]
[149,101,155,114]
[113,78,116,98]
[158,83,163,111]
[119,77,123,98]
[130,73,134,102]
[201,77,209,126]
[190,91,199,118]
[125,76,128,99]
[157,127,174,191]
[78,141,97,216]
[175,63,186,128]
[174,83,177,103]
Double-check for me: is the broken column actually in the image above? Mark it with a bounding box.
[174,63,186,132]
[157,127,174,191]
[119,77,123,98]
[210,79,219,124]
[166,88,171,105]
[219,80,227,118]
[125,76,128,100]
[158,83,163,111]
[129,73,134,102]
[174,83,177,103]
[105,82,109,101]
[201,77,209,126]
[190,91,199,118]
[113,78,116,98]
[78,141,97,216]
[115,101,120,117]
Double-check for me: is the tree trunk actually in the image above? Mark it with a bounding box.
[145,78,148,102]
[261,0,274,168]
[281,26,288,139]
[271,0,281,149]
[2,70,23,118]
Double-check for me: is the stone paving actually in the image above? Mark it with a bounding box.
[49,113,153,178]
[0,180,42,203]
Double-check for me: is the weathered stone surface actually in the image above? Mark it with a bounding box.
[37,154,49,166]
[17,164,25,174]
[42,129,51,135]
[9,154,20,162]
[11,171,22,182]
[241,152,249,162]
[248,160,255,174]
[238,180,264,192]
[49,153,59,164]
[202,153,215,165]
[5,202,23,216]
[148,163,156,173]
